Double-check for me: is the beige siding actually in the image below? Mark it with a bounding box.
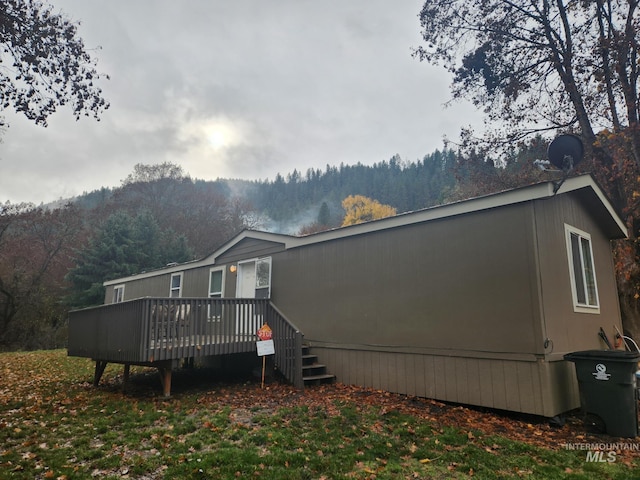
[104,273,173,303]
[533,193,624,354]
[104,285,114,303]
[183,269,210,297]
[104,268,216,302]
[311,346,577,417]
[274,202,542,355]
[216,238,285,264]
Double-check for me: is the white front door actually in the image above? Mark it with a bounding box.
[235,261,256,334]
[237,260,256,298]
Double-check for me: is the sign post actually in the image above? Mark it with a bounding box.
[256,323,274,389]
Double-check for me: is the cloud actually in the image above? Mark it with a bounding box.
[0,0,482,204]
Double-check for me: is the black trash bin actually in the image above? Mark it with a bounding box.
[564,350,640,438]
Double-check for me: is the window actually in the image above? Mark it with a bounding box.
[255,257,271,298]
[208,268,225,320]
[209,268,225,298]
[256,258,271,288]
[565,225,599,312]
[170,273,183,298]
[113,285,125,303]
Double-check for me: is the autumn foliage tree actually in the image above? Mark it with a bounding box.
[415,1,640,155]
[0,0,109,127]
[341,195,397,227]
[589,127,640,335]
[0,202,82,350]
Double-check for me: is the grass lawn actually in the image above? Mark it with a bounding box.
[0,350,638,479]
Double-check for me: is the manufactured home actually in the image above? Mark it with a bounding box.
[68,174,627,418]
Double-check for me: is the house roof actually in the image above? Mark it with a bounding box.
[104,174,627,286]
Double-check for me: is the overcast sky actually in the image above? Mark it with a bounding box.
[1,0,482,205]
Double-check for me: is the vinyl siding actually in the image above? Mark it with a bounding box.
[533,193,623,355]
[215,238,285,265]
[310,346,575,417]
[273,202,541,355]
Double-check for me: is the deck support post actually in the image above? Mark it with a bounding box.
[123,364,131,392]
[157,362,172,397]
[94,360,108,386]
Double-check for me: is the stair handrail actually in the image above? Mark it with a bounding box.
[266,301,304,390]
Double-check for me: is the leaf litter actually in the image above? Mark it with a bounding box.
[1,350,639,479]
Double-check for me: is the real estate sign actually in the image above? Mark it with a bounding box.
[256,323,275,356]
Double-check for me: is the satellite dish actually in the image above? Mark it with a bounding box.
[547,134,584,172]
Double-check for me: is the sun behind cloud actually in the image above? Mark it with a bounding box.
[176,112,241,151]
[207,129,228,149]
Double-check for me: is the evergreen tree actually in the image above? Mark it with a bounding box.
[317,202,330,226]
[67,210,192,307]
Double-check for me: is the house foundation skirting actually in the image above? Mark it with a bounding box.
[309,345,579,418]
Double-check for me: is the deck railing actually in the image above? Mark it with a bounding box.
[68,299,147,363]
[265,302,304,389]
[68,297,304,389]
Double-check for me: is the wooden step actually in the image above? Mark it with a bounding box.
[300,344,335,385]
[303,363,328,375]
[302,354,318,366]
[303,373,336,384]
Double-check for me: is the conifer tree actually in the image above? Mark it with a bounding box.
[67,211,192,307]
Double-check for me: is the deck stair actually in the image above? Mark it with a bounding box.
[302,345,335,386]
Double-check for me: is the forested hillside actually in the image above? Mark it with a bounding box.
[245,150,459,232]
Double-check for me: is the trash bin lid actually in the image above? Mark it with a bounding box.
[564,349,640,362]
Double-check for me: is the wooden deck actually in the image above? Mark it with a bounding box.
[68,297,304,395]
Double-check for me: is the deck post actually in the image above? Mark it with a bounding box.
[294,331,304,390]
[157,362,172,397]
[94,360,108,386]
[123,364,131,392]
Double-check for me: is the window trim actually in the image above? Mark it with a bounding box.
[112,284,125,303]
[236,257,272,299]
[255,257,272,292]
[208,267,225,298]
[564,224,600,314]
[169,272,183,298]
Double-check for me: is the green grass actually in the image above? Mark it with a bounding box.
[0,350,638,479]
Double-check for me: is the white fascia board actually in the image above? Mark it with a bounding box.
[555,175,627,238]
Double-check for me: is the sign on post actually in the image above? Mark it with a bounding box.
[257,323,273,341]
[256,339,275,356]
[256,323,275,388]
